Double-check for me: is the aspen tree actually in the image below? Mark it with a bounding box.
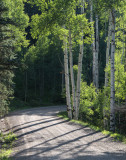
[90,0,96,87]
[75,0,85,119]
[104,11,112,129]
[110,9,116,132]
[95,13,99,89]
[63,31,72,119]
[105,12,112,88]
[69,29,76,118]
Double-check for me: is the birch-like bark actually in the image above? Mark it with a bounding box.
[61,71,64,93]
[110,9,115,132]
[90,0,96,86]
[63,35,72,119]
[104,12,112,129]
[69,29,76,118]
[95,14,99,89]
[76,41,84,119]
[75,0,84,120]
[105,13,112,87]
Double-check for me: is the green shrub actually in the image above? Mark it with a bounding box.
[0,149,12,160]
[0,131,17,160]
[79,81,110,128]
[80,82,97,119]
[3,132,17,144]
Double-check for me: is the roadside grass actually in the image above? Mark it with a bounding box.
[0,131,17,160]
[57,111,126,144]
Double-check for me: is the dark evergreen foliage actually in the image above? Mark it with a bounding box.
[0,0,126,136]
[0,1,16,116]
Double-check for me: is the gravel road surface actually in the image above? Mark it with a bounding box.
[5,106,126,160]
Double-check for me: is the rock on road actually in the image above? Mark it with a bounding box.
[6,106,126,160]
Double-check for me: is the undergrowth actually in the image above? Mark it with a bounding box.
[0,131,17,160]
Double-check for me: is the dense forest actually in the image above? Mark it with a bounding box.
[0,0,126,135]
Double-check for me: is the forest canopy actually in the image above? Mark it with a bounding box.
[0,0,126,135]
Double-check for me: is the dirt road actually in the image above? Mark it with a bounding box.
[6,106,126,160]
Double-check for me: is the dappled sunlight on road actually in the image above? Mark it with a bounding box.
[6,106,126,160]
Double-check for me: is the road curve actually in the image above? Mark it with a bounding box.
[6,106,126,160]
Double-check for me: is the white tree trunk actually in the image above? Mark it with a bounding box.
[95,14,99,89]
[104,11,112,129]
[110,9,115,132]
[69,29,76,118]
[75,0,85,120]
[61,71,64,93]
[90,0,96,86]
[105,12,112,87]
[63,35,72,119]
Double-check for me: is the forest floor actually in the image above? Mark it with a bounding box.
[2,106,126,160]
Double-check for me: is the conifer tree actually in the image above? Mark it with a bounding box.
[0,0,29,116]
[0,0,15,116]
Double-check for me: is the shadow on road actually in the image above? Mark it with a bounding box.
[12,153,126,160]
[8,106,126,160]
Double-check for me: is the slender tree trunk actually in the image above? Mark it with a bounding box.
[53,53,56,95]
[105,12,112,87]
[61,71,64,93]
[33,64,37,97]
[110,9,116,132]
[95,14,99,89]
[69,29,76,118]
[76,43,83,119]
[25,71,27,102]
[104,12,112,129]
[39,68,42,103]
[75,0,84,120]
[42,56,45,97]
[90,0,96,86]
[105,10,107,37]
[63,34,72,119]
[121,26,125,64]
